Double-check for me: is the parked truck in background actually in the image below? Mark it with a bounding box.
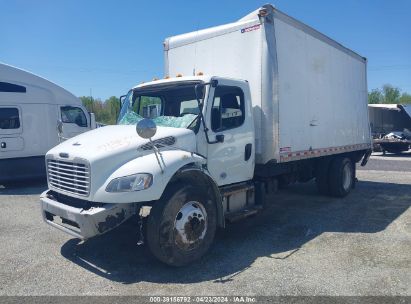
[0,63,96,184]
[40,5,372,266]
[368,104,411,154]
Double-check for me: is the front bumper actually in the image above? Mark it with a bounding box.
[40,190,135,239]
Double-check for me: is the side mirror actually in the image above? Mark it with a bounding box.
[194,84,205,103]
[89,112,96,129]
[136,118,157,139]
[57,120,63,135]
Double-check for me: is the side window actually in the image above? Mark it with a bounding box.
[0,107,20,129]
[180,99,199,116]
[211,86,245,132]
[61,106,87,127]
[0,82,26,93]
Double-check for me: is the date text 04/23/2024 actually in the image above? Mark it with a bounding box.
[149,296,257,303]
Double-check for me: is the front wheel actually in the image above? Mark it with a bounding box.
[146,183,217,266]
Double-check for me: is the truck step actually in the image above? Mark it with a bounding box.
[225,206,262,223]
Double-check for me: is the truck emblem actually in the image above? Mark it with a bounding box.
[240,24,260,33]
[59,152,69,158]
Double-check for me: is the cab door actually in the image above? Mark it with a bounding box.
[205,79,255,186]
[59,105,90,139]
[0,106,24,153]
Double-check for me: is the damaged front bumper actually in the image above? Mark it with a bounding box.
[40,190,135,239]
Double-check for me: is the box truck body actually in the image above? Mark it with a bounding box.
[165,5,371,164]
[40,5,372,266]
[0,63,96,183]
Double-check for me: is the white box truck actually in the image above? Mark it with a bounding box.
[40,5,371,266]
[0,63,96,184]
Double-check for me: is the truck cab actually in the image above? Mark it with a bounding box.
[41,76,257,266]
[117,76,255,186]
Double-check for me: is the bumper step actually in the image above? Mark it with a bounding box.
[225,205,263,223]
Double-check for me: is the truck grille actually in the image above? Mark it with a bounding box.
[47,159,90,196]
[139,136,176,150]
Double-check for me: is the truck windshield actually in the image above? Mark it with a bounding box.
[117,83,201,130]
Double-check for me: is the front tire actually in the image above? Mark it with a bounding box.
[146,183,217,266]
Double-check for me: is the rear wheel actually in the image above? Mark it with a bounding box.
[328,157,354,197]
[146,183,217,266]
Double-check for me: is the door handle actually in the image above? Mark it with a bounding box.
[245,143,252,161]
[1,142,6,149]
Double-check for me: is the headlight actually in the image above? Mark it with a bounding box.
[106,173,153,192]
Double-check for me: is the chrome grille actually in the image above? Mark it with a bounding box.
[139,136,176,150]
[47,159,90,196]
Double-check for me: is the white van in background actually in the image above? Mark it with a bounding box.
[0,63,96,184]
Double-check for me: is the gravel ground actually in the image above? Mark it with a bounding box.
[0,154,410,296]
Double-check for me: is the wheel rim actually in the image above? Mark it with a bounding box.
[174,201,208,251]
[342,163,352,191]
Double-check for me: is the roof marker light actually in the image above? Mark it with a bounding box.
[176,73,183,77]
[258,8,268,17]
[196,72,204,76]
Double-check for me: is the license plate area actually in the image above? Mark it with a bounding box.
[44,211,81,233]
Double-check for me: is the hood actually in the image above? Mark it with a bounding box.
[47,125,196,164]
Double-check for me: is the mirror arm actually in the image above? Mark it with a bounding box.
[195,82,221,145]
[198,107,219,144]
[149,138,164,174]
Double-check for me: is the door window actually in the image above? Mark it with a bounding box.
[0,107,20,129]
[61,106,87,127]
[211,86,245,132]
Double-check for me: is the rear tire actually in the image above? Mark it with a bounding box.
[146,183,217,267]
[328,157,354,197]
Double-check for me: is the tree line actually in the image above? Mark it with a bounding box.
[80,84,411,124]
[368,84,411,104]
[80,96,120,125]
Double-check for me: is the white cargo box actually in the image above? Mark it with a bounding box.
[164,4,371,164]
